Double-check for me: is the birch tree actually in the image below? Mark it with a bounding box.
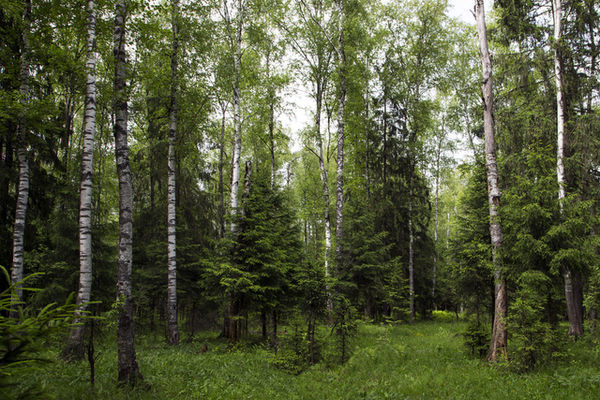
[334,0,346,266]
[475,0,507,362]
[63,0,98,359]
[114,0,142,384]
[166,0,180,346]
[552,0,583,339]
[223,0,245,235]
[10,0,32,317]
[289,0,335,312]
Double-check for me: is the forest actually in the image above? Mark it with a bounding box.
[2,0,600,398]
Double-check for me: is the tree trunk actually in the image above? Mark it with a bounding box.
[552,0,584,339]
[227,0,243,235]
[408,181,415,323]
[10,0,32,317]
[114,0,142,384]
[267,52,276,189]
[218,103,227,238]
[64,0,97,360]
[365,55,370,199]
[475,0,507,362]
[166,0,180,346]
[271,309,278,349]
[432,135,441,309]
[335,0,346,267]
[314,82,333,316]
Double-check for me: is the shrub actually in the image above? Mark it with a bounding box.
[0,266,78,398]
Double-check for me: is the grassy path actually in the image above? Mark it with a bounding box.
[19,321,600,399]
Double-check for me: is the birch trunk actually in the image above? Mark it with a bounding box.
[335,0,346,265]
[315,83,333,314]
[227,0,243,234]
[475,0,507,362]
[114,0,142,384]
[432,142,440,308]
[167,0,180,346]
[10,0,32,317]
[64,0,97,359]
[408,182,415,322]
[552,0,583,339]
[218,103,226,238]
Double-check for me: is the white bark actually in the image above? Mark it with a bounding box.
[552,0,583,338]
[432,140,440,306]
[335,0,346,264]
[114,0,141,383]
[10,0,32,316]
[167,0,180,346]
[408,184,415,322]
[65,0,97,357]
[553,0,566,208]
[226,0,244,234]
[475,0,507,362]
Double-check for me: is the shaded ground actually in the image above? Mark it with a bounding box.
[15,320,600,399]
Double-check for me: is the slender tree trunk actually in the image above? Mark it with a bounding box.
[271,309,278,349]
[241,160,252,215]
[552,0,583,339]
[166,0,180,346]
[335,0,346,266]
[365,56,370,199]
[553,0,567,210]
[408,181,415,322]
[218,103,227,238]
[475,0,507,362]
[114,0,142,384]
[10,0,32,317]
[432,155,439,309]
[64,0,97,359]
[267,52,276,189]
[315,83,333,315]
[228,0,243,235]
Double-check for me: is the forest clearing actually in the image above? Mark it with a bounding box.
[2,0,600,397]
[11,318,600,399]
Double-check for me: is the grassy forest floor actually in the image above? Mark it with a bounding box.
[15,319,600,399]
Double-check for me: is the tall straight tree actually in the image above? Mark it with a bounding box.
[290,0,334,312]
[475,0,507,362]
[166,0,180,346]
[114,0,142,384]
[63,0,98,359]
[224,0,245,234]
[335,0,346,266]
[10,0,32,317]
[552,0,583,339]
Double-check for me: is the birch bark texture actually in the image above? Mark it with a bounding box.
[335,0,346,266]
[10,0,32,316]
[474,0,507,362]
[225,0,244,234]
[167,0,180,346]
[552,0,584,339]
[64,0,97,359]
[113,0,142,384]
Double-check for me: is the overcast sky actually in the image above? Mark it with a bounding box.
[447,0,494,23]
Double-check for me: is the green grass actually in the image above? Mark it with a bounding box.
[10,321,600,399]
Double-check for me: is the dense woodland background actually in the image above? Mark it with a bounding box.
[2,0,600,394]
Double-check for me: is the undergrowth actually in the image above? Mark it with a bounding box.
[8,321,600,399]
